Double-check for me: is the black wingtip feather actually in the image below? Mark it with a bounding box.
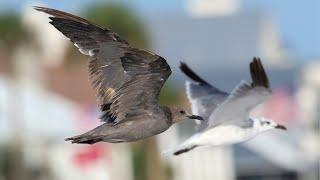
[34,6,96,26]
[65,136,101,144]
[179,62,211,86]
[33,6,52,14]
[250,57,270,88]
[33,6,43,10]
[173,145,197,156]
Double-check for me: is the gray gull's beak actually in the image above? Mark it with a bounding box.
[187,115,204,121]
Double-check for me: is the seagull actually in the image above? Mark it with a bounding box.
[34,7,203,144]
[173,58,286,155]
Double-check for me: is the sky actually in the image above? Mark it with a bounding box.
[0,0,319,60]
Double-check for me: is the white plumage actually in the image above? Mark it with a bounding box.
[173,58,286,155]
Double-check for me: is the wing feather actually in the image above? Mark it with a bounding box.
[208,58,271,128]
[35,7,171,124]
[179,62,228,131]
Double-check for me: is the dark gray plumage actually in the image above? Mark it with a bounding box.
[34,6,203,144]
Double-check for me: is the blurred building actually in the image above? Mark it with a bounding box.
[296,61,320,180]
[146,3,318,180]
[186,0,239,17]
[0,75,133,180]
[146,11,287,72]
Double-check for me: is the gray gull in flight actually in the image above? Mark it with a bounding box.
[34,6,203,144]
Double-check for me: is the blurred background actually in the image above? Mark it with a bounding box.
[0,0,319,180]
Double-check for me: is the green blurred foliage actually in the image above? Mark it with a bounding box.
[84,3,149,48]
[131,143,147,180]
[0,13,29,52]
[0,145,10,178]
[158,82,182,105]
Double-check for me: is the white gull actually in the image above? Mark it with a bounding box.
[173,57,286,155]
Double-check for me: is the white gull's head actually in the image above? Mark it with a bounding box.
[252,117,287,132]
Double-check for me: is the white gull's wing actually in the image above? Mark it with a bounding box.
[187,84,228,131]
[208,58,271,128]
[186,81,228,119]
[180,62,228,131]
[208,80,270,127]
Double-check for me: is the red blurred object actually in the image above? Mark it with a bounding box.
[72,144,109,168]
[72,105,110,168]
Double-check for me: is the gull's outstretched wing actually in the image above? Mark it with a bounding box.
[208,58,271,128]
[35,7,171,124]
[179,62,228,131]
